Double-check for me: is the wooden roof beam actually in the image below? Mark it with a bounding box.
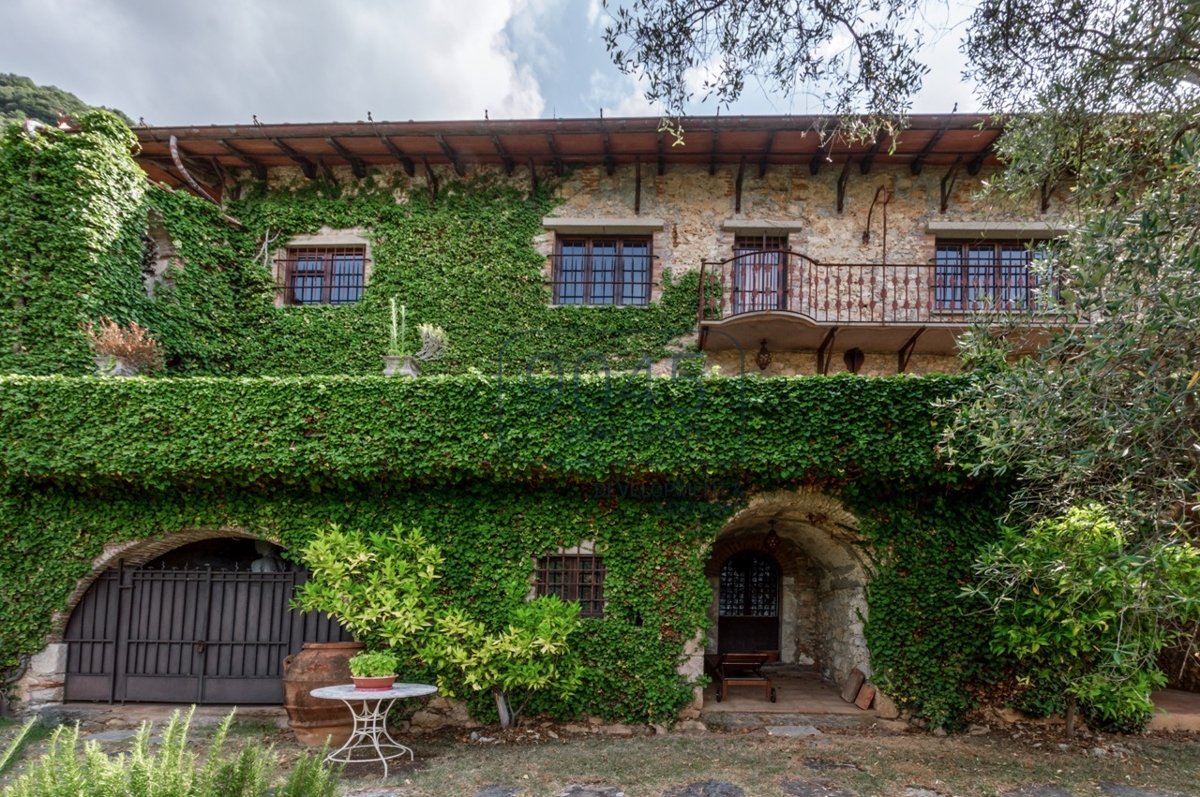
[940,156,963,213]
[758,130,775,177]
[656,132,666,176]
[709,129,718,176]
[837,158,853,213]
[490,134,515,176]
[325,137,367,178]
[967,131,1001,176]
[809,138,832,175]
[602,131,616,176]
[434,134,466,177]
[217,139,266,180]
[371,127,414,176]
[735,156,746,213]
[269,137,317,180]
[860,131,885,175]
[910,125,947,175]
[545,134,564,176]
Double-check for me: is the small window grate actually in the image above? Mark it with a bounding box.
[535,554,605,617]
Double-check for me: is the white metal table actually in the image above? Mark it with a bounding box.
[310,683,437,777]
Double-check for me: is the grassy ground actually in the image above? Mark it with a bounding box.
[3,716,1198,797]
[329,724,1200,797]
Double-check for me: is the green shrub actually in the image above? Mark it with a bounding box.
[0,709,338,797]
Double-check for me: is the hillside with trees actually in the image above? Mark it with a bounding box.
[0,73,128,126]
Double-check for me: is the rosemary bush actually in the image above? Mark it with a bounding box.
[0,709,338,797]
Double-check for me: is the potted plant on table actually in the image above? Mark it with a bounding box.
[348,650,399,691]
[384,298,448,377]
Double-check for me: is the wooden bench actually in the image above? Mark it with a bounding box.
[714,652,776,702]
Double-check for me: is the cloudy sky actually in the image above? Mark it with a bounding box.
[1,0,978,126]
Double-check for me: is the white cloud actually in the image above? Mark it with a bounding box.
[0,0,545,124]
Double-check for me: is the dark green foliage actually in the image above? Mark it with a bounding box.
[0,74,129,126]
[0,374,962,490]
[851,486,1010,730]
[0,111,148,374]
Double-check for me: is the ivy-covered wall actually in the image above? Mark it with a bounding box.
[0,114,1013,728]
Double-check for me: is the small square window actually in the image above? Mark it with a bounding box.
[534,554,605,617]
[280,246,366,305]
[552,237,651,306]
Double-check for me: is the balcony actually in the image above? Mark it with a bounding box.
[698,250,1059,370]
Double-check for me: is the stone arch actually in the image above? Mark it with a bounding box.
[707,489,871,683]
[50,526,279,642]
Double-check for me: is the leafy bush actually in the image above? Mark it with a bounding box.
[348,650,398,677]
[970,504,1200,733]
[0,709,337,797]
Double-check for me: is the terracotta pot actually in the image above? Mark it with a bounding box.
[282,641,363,747]
[351,675,397,691]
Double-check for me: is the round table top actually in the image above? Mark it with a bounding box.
[311,683,437,701]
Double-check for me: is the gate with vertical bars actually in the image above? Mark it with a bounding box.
[64,564,349,704]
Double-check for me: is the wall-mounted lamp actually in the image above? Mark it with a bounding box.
[756,339,772,371]
[844,347,865,374]
[765,519,780,552]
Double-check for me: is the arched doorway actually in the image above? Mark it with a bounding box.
[706,490,871,683]
[717,551,781,654]
[63,538,349,704]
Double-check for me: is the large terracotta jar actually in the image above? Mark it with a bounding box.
[282,641,363,746]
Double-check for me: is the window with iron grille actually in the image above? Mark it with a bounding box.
[934,240,1051,311]
[732,235,789,313]
[552,237,651,306]
[534,555,605,617]
[281,246,367,305]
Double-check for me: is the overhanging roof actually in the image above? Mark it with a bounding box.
[132,114,1004,189]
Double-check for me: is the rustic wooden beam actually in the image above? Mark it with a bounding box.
[657,132,666,176]
[758,130,775,178]
[490,134,515,176]
[837,157,853,214]
[809,138,831,175]
[545,134,564,176]
[372,130,414,176]
[816,328,839,375]
[317,157,336,183]
[216,139,266,180]
[434,134,466,177]
[709,129,718,176]
[735,157,747,213]
[897,327,926,373]
[602,131,616,176]
[967,131,1000,176]
[860,131,885,174]
[269,137,317,180]
[910,125,947,175]
[1040,177,1054,213]
[325,137,366,178]
[424,157,439,202]
[528,158,538,197]
[940,156,963,214]
[634,157,642,215]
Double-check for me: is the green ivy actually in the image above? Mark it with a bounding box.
[0,115,1013,728]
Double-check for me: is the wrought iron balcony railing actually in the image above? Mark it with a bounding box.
[699,249,1059,326]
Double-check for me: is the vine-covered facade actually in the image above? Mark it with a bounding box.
[0,111,1065,728]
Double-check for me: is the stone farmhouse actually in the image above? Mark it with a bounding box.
[2,113,1074,727]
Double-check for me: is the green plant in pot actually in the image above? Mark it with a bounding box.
[348,650,398,691]
[384,298,448,377]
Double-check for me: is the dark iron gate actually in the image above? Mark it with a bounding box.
[64,563,348,704]
[717,551,781,654]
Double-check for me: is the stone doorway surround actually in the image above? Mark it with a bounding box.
[705,490,871,685]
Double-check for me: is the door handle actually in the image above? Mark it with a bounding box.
[194,640,207,654]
